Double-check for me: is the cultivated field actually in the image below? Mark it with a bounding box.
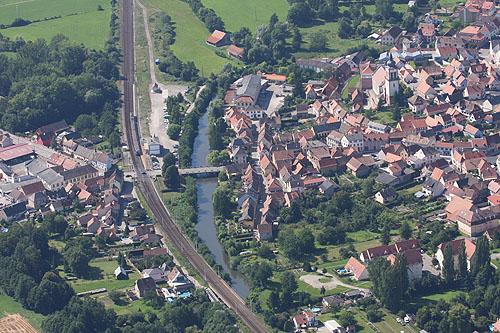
[0,313,38,333]
[0,294,45,330]
[147,0,234,74]
[0,0,110,50]
[201,0,289,32]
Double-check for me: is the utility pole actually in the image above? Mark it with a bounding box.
[254,6,257,21]
[201,65,204,78]
[16,5,19,19]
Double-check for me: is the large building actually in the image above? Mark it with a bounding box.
[233,74,261,108]
[436,238,476,270]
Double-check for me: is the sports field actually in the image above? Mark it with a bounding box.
[201,0,289,32]
[147,0,236,74]
[0,0,110,50]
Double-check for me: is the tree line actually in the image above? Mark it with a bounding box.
[180,0,225,32]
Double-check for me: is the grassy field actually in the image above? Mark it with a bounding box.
[146,0,236,75]
[201,0,289,32]
[0,0,110,50]
[64,259,140,294]
[295,5,406,59]
[0,292,45,330]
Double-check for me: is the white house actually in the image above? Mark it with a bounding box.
[341,133,364,150]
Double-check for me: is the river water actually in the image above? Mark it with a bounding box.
[191,109,251,299]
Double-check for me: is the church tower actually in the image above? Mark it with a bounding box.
[384,56,399,105]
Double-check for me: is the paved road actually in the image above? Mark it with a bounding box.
[121,1,267,331]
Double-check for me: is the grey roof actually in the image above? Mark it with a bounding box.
[115,266,127,277]
[344,133,363,142]
[236,74,261,101]
[297,59,334,70]
[378,187,397,199]
[25,159,47,176]
[74,145,94,160]
[93,151,110,164]
[375,173,399,186]
[0,162,13,176]
[38,168,64,186]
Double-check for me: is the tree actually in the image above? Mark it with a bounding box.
[27,272,74,315]
[381,224,391,245]
[63,238,95,277]
[287,2,312,26]
[309,31,328,51]
[167,124,181,140]
[269,13,279,26]
[206,150,230,167]
[163,165,180,190]
[257,245,273,259]
[162,152,176,171]
[399,221,412,240]
[443,243,455,285]
[375,0,394,20]
[338,310,356,327]
[281,271,298,294]
[292,28,302,50]
[338,18,351,39]
[218,170,228,182]
[457,241,468,283]
[267,290,280,310]
[213,186,234,219]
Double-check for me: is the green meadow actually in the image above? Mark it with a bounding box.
[147,0,236,74]
[0,0,110,50]
[201,0,289,32]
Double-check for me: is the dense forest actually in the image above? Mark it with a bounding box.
[0,33,121,146]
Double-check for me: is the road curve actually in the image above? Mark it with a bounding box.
[120,0,268,331]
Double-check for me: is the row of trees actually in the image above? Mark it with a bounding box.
[177,81,216,168]
[181,0,225,32]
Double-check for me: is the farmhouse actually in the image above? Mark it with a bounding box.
[206,30,229,47]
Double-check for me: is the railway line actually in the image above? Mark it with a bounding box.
[120,0,268,331]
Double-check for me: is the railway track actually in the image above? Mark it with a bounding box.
[120,0,268,331]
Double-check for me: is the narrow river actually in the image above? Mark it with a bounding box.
[191,108,251,299]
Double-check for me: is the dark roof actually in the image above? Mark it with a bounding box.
[59,165,98,181]
[37,120,69,134]
[2,201,26,217]
[385,26,403,39]
[135,276,156,292]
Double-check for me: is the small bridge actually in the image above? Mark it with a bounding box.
[178,166,225,177]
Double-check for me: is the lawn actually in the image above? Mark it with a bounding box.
[0,0,110,50]
[342,74,360,99]
[369,110,397,125]
[146,0,237,75]
[65,259,140,294]
[96,295,159,315]
[318,238,382,262]
[201,0,289,32]
[0,292,45,329]
[296,276,350,298]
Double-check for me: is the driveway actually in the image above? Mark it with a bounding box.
[422,253,440,276]
[299,273,369,293]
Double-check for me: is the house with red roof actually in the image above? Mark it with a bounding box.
[436,238,476,270]
[387,248,422,283]
[345,257,369,280]
[206,30,229,47]
[227,45,243,59]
